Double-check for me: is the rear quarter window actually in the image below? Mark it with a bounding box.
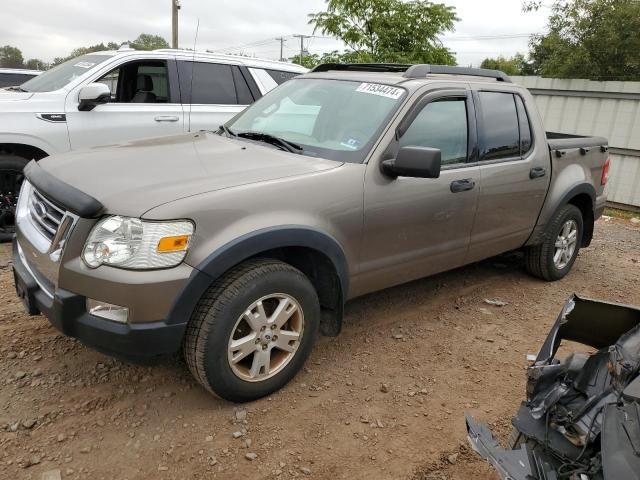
[264,69,300,85]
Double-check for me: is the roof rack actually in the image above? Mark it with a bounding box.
[310,63,411,73]
[309,63,511,83]
[403,65,512,83]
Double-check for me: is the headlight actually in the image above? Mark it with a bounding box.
[83,216,194,269]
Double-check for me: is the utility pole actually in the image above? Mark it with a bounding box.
[172,0,181,49]
[293,34,311,65]
[275,37,287,62]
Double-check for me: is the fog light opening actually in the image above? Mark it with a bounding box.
[87,299,129,323]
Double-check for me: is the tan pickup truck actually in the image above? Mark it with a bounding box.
[12,64,609,402]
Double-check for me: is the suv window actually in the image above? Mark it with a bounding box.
[97,60,171,103]
[264,69,299,85]
[178,62,240,105]
[0,73,37,87]
[478,92,520,161]
[400,98,468,166]
[515,95,533,155]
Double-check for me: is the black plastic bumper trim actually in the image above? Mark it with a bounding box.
[12,239,185,363]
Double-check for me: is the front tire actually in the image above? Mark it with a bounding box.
[525,204,584,281]
[184,258,320,402]
[0,155,29,242]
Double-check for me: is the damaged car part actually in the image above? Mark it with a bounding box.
[467,294,640,480]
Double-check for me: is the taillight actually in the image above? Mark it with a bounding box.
[601,158,610,186]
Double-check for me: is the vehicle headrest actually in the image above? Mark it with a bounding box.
[136,74,153,91]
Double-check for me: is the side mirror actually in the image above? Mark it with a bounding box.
[381,146,442,179]
[78,83,111,111]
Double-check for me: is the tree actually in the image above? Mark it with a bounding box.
[0,45,24,68]
[129,34,170,51]
[24,58,48,70]
[524,0,640,80]
[308,0,459,65]
[480,54,531,76]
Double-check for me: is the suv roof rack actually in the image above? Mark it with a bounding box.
[310,63,411,73]
[310,63,512,83]
[403,64,511,83]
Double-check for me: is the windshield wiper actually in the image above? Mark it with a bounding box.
[5,86,27,92]
[219,124,236,137]
[236,131,303,154]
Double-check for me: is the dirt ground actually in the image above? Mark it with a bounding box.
[1,217,639,480]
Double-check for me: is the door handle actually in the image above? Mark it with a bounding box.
[154,115,180,122]
[530,167,547,179]
[450,179,476,193]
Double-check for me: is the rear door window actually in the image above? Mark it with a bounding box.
[178,61,238,105]
[478,92,520,161]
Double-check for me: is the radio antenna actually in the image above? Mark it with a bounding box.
[188,18,200,132]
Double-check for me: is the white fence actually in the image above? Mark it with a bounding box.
[512,76,640,209]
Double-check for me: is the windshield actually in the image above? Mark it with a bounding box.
[227,78,406,163]
[21,54,113,92]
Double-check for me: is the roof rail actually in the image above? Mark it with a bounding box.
[403,65,512,83]
[309,63,512,82]
[310,63,411,73]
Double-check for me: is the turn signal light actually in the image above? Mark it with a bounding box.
[157,235,190,253]
[601,158,610,186]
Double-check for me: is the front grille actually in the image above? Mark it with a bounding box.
[28,188,65,241]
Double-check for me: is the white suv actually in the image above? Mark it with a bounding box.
[0,47,306,238]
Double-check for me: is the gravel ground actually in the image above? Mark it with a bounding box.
[1,218,638,480]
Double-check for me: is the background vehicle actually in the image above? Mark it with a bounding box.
[0,46,306,239]
[467,295,640,480]
[0,68,41,88]
[12,64,609,402]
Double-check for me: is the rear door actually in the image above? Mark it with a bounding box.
[177,61,257,132]
[66,57,184,150]
[465,90,551,263]
[359,89,480,294]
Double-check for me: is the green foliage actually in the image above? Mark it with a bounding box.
[0,45,24,68]
[308,0,459,65]
[525,0,640,80]
[50,34,168,66]
[480,54,532,76]
[24,58,48,71]
[129,34,170,51]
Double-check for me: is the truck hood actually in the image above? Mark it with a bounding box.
[37,132,343,217]
[0,89,35,101]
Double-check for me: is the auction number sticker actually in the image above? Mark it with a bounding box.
[74,62,96,69]
[356,83,404,99]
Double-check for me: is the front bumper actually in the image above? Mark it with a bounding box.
[12,239,188,363]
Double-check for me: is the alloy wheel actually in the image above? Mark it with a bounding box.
[553,219,578,270]
[227,293,304,382]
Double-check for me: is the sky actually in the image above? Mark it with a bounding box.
[3,0,551,66]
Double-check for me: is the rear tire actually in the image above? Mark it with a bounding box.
[0,155,29,242]
[184,258,320,402]
[525,204,584,281]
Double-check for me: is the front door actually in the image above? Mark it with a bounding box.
[358,90,480,295]
[66,58,184,150]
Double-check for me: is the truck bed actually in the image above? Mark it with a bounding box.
[547,131,608,151]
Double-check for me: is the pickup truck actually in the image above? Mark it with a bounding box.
[0,46,306,239]
[12,63,609,402]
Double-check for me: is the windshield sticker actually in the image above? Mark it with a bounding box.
[340,138,363,150]
[356,83,404,99]
[73,62,96,69]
